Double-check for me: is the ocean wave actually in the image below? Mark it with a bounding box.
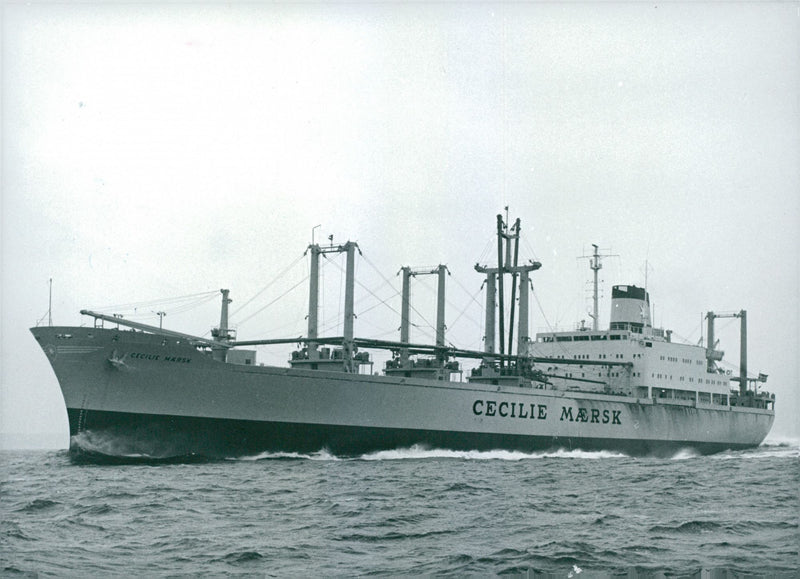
[215,550,264,564]
[15,498,61,513]
[335,528,456,543]
[648,520,723,534]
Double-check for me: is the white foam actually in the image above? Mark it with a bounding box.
[230,445,631,462]
[670,448,701,460]
[359,445,628,461]
[231,449,342,461]
[761,434,800,449]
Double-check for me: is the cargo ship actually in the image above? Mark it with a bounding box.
[30,214,774,459]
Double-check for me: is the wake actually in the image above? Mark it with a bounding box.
[230,444,631,462]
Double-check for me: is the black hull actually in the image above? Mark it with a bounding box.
[66,408,757,461]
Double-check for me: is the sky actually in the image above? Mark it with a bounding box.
[2,2,798,449]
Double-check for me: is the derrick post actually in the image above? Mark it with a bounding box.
[739,310,747,396]
[706,311,716,373]
[219,289,231,336]
[436,265,447,350]
[343,241,356,370]
[400,266,411,366]
[591,244,600,331]
[517,268,530,358]
[508,218,520,359]
[484,272,496,359]
[308,244,321,359]
[211,289,233,361]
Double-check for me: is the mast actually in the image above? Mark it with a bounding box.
[218,289,231,340]
[343,241,356,371]
[308,244,321,357]
[208,289,233,360]
[590,244,600,331]
[302,239,361,369]
[476,212,541,371]
[739,310,747,396]
[706,311,716,373]
[496,214,505,367]
[483,272,496,358]
[705,309,748,395]
[579,244,617,331]
[507,218,520,356]
[397,265,448,367]
[435,264,447,349]
[399,266,412,366]
[517,268,530,356]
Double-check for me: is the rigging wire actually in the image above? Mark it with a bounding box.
[88,290,220,314]
[311,262,438,344]
[447,283,484,333]
[157,292,220,316]
[449,272,485,311]
[35,310,50,327]
[476,233,496,266]
[324,250,408,322]
[358,253,403,316]
[229,252,307,319]
[446,272,485,333]
[520,230,540,264]
[529,289,574,359]
[233,274,309,328]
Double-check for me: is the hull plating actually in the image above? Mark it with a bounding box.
[33,326,774,458]
[66,408,762,459]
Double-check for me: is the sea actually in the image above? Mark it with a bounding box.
[2,441,798,578]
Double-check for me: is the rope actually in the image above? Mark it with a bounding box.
[230,252,306,318]
[88,290,220,313]
[234,274,309,327]
[528,289,574,359]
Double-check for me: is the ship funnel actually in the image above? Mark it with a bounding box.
[609,285,651,330]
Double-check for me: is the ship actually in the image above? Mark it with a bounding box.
[30,214,774,459]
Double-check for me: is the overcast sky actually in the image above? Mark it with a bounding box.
[2,2,798,448]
